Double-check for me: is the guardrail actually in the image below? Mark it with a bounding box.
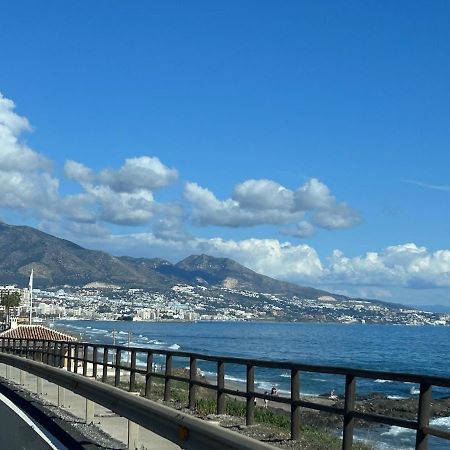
[1,337,450,450]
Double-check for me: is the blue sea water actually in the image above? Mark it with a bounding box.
[54,320,450,449]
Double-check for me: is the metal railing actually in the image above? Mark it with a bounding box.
[1,337,450,450]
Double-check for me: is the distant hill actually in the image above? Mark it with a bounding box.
[0,221,341,299]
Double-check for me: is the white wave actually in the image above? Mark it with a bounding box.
[256,381,275,392]
[381,426,414,437]
[280,372,290,378]
[374,379,394,384]
[387,395,407,400]
[224,375,246,384]
[410,387,420,395]
[168,344,180,350]
[431,416,450,429]
[118,331,128,335]
[200,370,217,379]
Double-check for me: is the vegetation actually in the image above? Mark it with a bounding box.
[106,372,371,450]
[0,290,21,325]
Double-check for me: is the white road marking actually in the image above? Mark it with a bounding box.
[0,391,66,449]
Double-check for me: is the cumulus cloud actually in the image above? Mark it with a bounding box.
[0,92,180,230]
[282,221,316,238]
[233,179,294,211]
[184,181,301,227]
[185,177,360,235]
[0,94,51,172]
[0,93,58,216]
[313,203,361,229]
[82,233,450,294]
[65,156,177,192]
[295,178,334,210]
[327,243,450,288]
[64,157,179,226]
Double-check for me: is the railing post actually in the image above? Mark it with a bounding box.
[217,360,225,414]
[51,341,57,366]
[246,364,255,426]
[74,344,80,373]
[59,342,65,368]
[83,344,88,376]
[145,352,153,398]
[92,345,98,378]
[415,383,432,450]
[164,354,173,401]
[85,398,94,425]
[33,340,37,361]
[342,375,356,450]
[44,341,49,364]
[291,368,300,440]
[129,349,137,392]
[47,341,52,365]
[189,357,197,409]
[102,347,109,382]
[36,375,43,395]
[57,386,66,407]
[115,349,122,387]
[128,420,140,450]
[67,343,72,371]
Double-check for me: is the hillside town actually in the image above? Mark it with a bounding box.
[1,283,448,327]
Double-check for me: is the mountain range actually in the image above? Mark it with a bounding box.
[0,221,341,299]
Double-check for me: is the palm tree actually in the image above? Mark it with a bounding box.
[1,291,21,328]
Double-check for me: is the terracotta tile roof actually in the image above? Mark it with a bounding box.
[0,325,77,341]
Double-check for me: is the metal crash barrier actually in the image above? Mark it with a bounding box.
[0,352,276,450]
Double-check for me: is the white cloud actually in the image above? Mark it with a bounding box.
[81,233,450,293]
[65,156,177,193]
[232,179,294,211]
[327,243,450,288]
[64,160,92,184]
[0,93,58,216]
[64,157,178,226]
[402,179,450,192]
[282,220,316,238]
[202,237,324,280]
[185,177,360,234]
[313,203,361,229]
[295,178,334,210]
[0,94,51,171]
[184,181,301,227]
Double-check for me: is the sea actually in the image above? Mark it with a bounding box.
[53,320,450,449]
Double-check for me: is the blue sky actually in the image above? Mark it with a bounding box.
[1,1,450,305]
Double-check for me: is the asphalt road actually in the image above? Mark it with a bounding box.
[0,392,59,450]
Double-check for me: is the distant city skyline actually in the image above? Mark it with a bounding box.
[1,1,450,305]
